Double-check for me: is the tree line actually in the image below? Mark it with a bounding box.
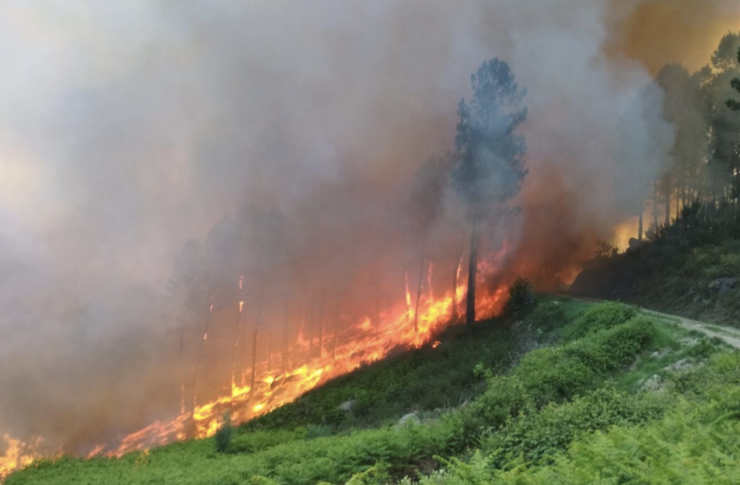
[619,33,740,240]
[164,57,529,414]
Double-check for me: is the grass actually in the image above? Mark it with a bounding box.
[7,298,736,485]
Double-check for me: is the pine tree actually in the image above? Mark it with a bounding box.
[452,59,528,326]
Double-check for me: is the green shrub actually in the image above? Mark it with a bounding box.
[562,302,637,340]
[503,278,536,320]
[306,424,333,439]
[412,387,740,485]
[231,429,304,454]
[215,413,233,453]
[526,301,566,333]
[463,316,657,433]
[482,387,669,467]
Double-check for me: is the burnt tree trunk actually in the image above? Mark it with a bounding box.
[231,279,245,388]
[466,220,480,327]
[653,183,659,231]
[638,212,644,241]
[178,326,186,415]
[317,288,325,356]
[282,293,292,373]
[375,278,381,338]
[192,294,214,414]
[451,237,464,323]
[308,297,314,356]
[413,257,425,333]
[249,288,266,398]
[332,292,340,360]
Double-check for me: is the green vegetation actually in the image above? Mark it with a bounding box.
[11,298,737,485]
[502,277,536,320]
[572,203,740,326]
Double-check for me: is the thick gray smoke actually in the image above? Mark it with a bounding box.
[0,0,735,456]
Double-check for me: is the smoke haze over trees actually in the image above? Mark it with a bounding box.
[1,0,740,460]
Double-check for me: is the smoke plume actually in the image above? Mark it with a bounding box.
[0,0,736,460]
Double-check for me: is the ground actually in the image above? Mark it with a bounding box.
[6,296,740,484]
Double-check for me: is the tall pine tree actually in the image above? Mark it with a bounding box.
[452,59,527,326]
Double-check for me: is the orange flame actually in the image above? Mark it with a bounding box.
[0,244,511,479]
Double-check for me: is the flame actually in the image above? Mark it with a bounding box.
[0,243,512,480]
[0,435,42,480]
[612,216,639,252]
[427,262,434,304]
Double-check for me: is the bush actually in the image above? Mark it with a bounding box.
[482,387,669,467]
[463,316,657,433]
[526,301,566,333]
[214,413,233,453]
[504,278,536,320]
[231,429,304,454]
[414,387,740,485]
[562,302,637,340]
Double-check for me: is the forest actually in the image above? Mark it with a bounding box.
[1,3,740,485]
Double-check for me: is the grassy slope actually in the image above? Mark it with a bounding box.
[7,298,737,485]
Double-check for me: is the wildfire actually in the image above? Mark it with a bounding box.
[0,246,511,480]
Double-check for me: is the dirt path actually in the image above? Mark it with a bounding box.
[639,308,740,350]
[558,295,740,350]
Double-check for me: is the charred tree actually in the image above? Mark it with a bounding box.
[249,287,266,398]
[317,288,325,356]
[413,258,425,332]
[192,294,215,414]
[282,292,292,373]
[466,221,480,323]
[451,237,464,323]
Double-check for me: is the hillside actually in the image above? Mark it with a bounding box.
[572,204,740,327]
[7,295,740,484]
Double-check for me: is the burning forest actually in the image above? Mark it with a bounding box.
[1,0,740,482]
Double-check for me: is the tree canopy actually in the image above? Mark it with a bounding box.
[452,58,527,222]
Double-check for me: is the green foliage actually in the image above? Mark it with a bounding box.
[214,413,233,453]
[246,324,519,431]
[452,58,527,219]
[230,429,304,454]
[503,278,536,320]
[561,302,637,340]
[727,46,740,110]
[10,301,720,485]
[412,387,740,485]
[525,300,565,334]
[463,316,656,433]
[482,387,669,467]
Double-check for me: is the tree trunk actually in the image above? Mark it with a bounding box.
[466,220,480,327]
[192,294,214,415]
[451,237,464,323]
[317,288,324,356]
[308,298,314,356]
[653,183,659,232]
[332,292,340,360]
[249,288,266,398]
[375,278,381,338]
[282,293,292,374]
[231,278,245,389]
[638,212,643,241]
[413,257,425,333]
[178,326,186,415]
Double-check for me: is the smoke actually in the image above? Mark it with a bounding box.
[0,0,735,457]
